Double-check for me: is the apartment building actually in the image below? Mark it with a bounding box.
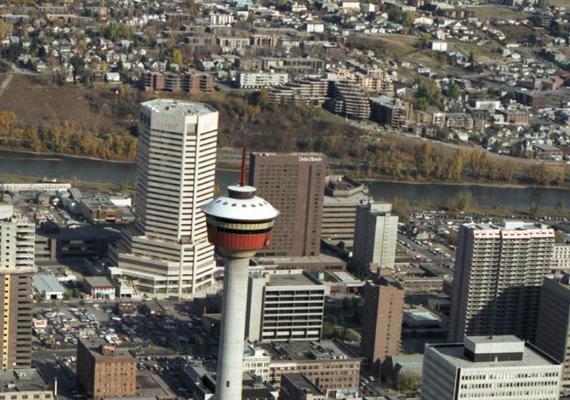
[449,221,554,342]
[0,204,34,370]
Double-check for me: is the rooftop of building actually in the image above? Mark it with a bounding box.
[261,340,356,362]
[79,338,135,361]
[83,276,114,288]
[429,335,559,368]
[282,373,324,395]
[33,274,65,294]
[142,99,217,116]
[467,220,550,231]
[0,369,51,393]
[252,254,346,266]
[265,272,319,287]
[324,175,369,199]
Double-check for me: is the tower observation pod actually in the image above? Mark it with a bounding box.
[202,151,279,400]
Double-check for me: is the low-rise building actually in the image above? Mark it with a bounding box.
[76,339,136,400]
[83,276,116,300]
[0,369,55,400]
[279,373,325,400]
[237,72,289,89]
[263,341,360,394]
[32,274,65,300]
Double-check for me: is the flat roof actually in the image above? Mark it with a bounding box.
[84,276,114,288]
[283,373,324,394]
[267,273,317,287]
[430,340,558,368]
[0,369,50,393]
[252,254,345,265]
[262,340,356,362]
[142,99,217,116]
[33,274,65,294]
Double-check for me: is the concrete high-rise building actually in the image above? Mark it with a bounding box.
[110,100,218,298]
[352,202,398,274]
[76,339,137,400]
[421,336,562,400]
[551,243,570,273]
[535,275,570,391]
[449,222,554,343]
[360,279,404,371]
[202,165,279,400]
[0,204,34,370]
[321,176,371,249]
[249,152,326,257]
[246,272,326,343]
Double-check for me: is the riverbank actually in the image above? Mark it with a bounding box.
[3,146,569,191]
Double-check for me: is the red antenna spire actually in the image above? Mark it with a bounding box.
[240,146,247,186]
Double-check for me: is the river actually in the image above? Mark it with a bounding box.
[0,150,568,209]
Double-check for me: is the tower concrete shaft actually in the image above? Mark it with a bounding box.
[215,255,251,400]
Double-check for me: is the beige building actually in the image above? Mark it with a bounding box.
[246,272,326,343]
[321,176,371,249]
[422,336,562,400]
[0,204,34,370]
[353,202,398,274]
[110,100,218,297]
[449,222,554,343]
[361,279,404,371]
[551,243,570,273]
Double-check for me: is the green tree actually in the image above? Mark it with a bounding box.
[448,83,461,100]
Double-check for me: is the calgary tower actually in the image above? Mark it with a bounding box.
[202,149,279,400]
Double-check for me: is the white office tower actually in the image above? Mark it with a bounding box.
[110,100,218,298]
[0,204,34,271]
[246,272,326,343]
[449,221,554,342]
[421,336,562,400]
[352,202,398,274]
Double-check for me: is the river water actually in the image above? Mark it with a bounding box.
[0,150,568,209]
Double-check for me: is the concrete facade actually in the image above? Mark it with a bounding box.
[352,202,398,273]
[551,243,570,273]
[110,100,218,298]
[246,272,326,343]
[0,205,34,370]
[449,222,554,342]
[249,152,326,257]
[321,175,371,249]
[421,336,562,400]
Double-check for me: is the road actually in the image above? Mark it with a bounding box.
[398,233,454,266]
